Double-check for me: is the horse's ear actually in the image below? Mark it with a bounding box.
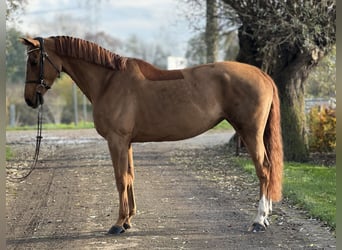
[19,37,40,47]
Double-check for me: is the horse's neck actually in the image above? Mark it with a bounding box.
[61,58,111,103]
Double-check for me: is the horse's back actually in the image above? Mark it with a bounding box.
[182,61,274,102]
[184,61,270,86]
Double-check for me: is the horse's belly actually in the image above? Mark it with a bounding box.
[131,115,223,143]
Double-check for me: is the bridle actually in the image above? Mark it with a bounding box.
[25,37,61,92]
[7,38,61,182]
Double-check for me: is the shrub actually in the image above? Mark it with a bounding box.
[308,106,336,152]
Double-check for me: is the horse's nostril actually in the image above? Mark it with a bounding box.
[25,98,33,107]
[25,98,37,108]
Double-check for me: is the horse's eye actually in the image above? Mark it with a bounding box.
[29,57,38,66]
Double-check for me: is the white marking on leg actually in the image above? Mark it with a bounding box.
[253,195,270,226]
[269,199,272,214]
[263,199,272,227]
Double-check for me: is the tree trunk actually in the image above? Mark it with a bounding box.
[274,70,309,162]
[235,27,310,161]
[205,0,218,63]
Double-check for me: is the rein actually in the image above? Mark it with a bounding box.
[8,103,44,182]
[8,37,54,182]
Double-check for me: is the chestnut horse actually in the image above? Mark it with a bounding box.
[21,36,283,234]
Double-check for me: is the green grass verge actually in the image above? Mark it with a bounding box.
[212,120,233,130]
[236,158,336,230]
[8,120,231,131]
[7,122,95,131]
[6,146,14,160]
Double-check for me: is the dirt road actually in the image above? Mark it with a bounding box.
[6,129,335,249]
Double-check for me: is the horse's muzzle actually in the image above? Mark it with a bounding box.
[25,93,44,108]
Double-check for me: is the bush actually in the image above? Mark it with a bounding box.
[308,106,336,152]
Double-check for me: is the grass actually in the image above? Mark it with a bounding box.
[236,158,336,230]
[212,120,233,130]
[7,121,95,131]
[7,120,232,131]
[6,146,14,160]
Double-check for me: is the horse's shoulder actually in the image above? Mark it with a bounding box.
[133,59,184,81]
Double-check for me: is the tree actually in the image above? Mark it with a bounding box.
[6,0,27,21]
[123,34,170,69]
[205,0,219,62]
[306,45,336,98]
[6,27,26,84]
[219,0,336,161]
[221,30,239,60]
[183,0,240,64]
[185,32,207,66]
[84,31,123,52]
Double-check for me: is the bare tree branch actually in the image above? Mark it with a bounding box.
[221,0,335,72]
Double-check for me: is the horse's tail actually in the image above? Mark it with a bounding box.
[264,78,284,202]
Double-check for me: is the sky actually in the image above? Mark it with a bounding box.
[8,0,197,56]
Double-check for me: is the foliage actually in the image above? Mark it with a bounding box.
[84,31,123,52]
[6,27,26,83]
[221,30,239,60]
[45,73,80,124]
[6,0,27,21]
[6,83,64,126]
[181,0,240,33]
[221,0,336,73]
[238,159,336,230]
[306,45,336,98]
[308,106,336,152]
[123,34,170,69]
[185,29,239,65]
[185,33,207,66]
[182,0,240,64]
[184,0,336,71]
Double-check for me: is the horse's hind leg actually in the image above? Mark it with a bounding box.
[241,132,272,232]
[123,145,136,230]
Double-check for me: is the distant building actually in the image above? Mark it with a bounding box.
[167,56,187,70]
[305,97,336,113]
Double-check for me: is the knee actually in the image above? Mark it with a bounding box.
[115,175,128,190]
[116,175,135,191]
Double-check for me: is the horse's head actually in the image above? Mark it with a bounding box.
[20,37,62,108]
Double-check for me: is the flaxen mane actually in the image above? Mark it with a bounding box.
[53,36,127,71]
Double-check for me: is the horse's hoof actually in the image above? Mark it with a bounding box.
[264,218,270,227]
[123,223,131,230]
[249,223,266,233]
[107,225,125,235]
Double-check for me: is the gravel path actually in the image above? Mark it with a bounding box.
[6,129,335,249]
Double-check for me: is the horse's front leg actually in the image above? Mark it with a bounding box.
[106,135,132,235]
[124,145,136,230]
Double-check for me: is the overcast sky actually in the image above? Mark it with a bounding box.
[8,0,197,56]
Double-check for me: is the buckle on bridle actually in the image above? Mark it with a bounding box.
[40,80,51,90]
